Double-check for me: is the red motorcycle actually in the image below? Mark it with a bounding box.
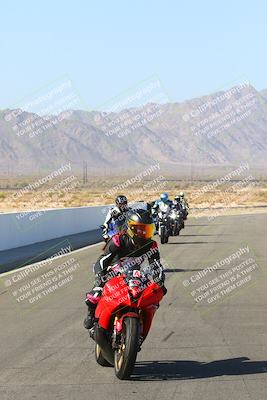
[88,261,165,380]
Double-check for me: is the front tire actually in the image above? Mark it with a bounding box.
[173,222,179,236]
[159,225,166,244]
[160,225,166,244]
[114,317,140,380]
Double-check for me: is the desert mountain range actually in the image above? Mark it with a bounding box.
[0,84,267,176]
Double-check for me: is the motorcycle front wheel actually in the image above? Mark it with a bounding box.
[160,225,166,244]
[173,222,178,236]
[114,317,140,380]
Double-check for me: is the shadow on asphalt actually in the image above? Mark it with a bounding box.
[167,241,226,245]
[186,224,229,226]
[179,234,232,237]
[164,268,203,273]
[132,357,267,381]
[185,224,210,227]
[164,268,224,273]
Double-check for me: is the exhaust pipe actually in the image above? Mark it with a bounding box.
[94,326,114,366]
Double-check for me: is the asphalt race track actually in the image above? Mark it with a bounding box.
[0,213,267,400]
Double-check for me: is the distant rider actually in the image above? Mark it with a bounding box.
[152,192,173,212]
[179,192,189,210]
[173,192,189,219]
[84,209,167,330]
[102,195,130,242]
[152,193,173,232]
[173,195,183,211]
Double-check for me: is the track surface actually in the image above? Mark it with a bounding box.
[0,214,267,400]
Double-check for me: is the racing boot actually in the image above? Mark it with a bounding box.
[83,286,103,329]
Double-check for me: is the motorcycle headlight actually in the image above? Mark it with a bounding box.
[128,279,142,298]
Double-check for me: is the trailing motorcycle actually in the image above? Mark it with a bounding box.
[180,203,188,220]
[158,210,171,244]
[169,207,184,236]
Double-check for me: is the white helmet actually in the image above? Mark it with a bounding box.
[179,191,185,198]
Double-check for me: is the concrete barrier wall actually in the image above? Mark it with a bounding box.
[0,206,107,251]
[0,202,147,252]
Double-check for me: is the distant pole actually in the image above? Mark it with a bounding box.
[83,161,85,184]
[83,161,88,184]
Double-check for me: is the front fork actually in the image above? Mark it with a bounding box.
[113,305,158,350]
[113,311,143,350]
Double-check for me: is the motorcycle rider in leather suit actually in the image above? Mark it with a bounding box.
[152,193,173,232]
[84,209,167,329]
[102,195,130,242]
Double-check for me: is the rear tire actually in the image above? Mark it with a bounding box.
[95,343,112,367]
[114,317,140,380]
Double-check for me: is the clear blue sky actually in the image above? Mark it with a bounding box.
[1,0,266,111]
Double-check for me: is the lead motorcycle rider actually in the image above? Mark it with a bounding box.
[102,195,130,242]
[84,209,167,330]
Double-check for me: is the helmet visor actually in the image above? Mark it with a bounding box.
[129,223,155,239]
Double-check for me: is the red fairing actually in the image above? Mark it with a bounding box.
[137,283,164,338]
[137,282,164,309]
[95,275,164,332]
[142,304,158,339]
[95,276,133,329]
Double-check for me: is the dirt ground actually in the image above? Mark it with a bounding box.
[0,176,267,214]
